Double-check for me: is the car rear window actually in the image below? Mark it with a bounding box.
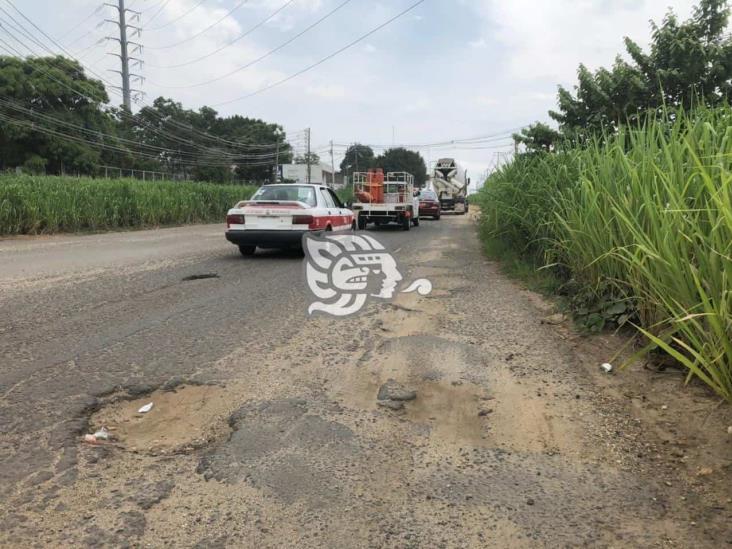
[252,185,316,207]
[419,191,438,200]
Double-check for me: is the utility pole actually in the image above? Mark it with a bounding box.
[274,140,280,183]
[329,140,335,189]
[306,128,312,184]
[105,0,143,110]
[273,129,281,183]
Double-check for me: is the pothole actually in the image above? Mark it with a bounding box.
[88,384,232,455]
[182,273,219,281]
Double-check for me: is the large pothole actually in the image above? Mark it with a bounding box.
[89,383,233,455]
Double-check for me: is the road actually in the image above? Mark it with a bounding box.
[0,215,729,547]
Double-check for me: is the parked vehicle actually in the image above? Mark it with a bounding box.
[225,184,354,255]
[417,189,441,219]
[352,169,419,231]
[432,158,469,214]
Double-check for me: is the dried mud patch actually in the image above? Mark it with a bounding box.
[90,383,234,455]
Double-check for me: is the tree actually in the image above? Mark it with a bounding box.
[339,144,374,178]
[0,55,112,174]
[0,55,293,182]
[294,152,320,165]
[373,147,428,187]
[513,123,562,153]
[549,0,732,138]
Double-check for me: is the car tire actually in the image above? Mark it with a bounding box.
[238,245,256,256]
[434,213,441,220]
[357,216,367,230]
[402,216,411,231]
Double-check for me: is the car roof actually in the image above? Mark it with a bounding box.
[260,183,320,188]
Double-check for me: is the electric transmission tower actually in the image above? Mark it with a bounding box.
[104,0,143,110]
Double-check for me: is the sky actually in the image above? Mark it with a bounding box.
[6,0,700,185]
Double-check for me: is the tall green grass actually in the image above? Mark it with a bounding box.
[476,107,732,401]
[0,175,256,235]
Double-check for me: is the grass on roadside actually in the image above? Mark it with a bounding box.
[475,106,732,401]
[0,174,256,235]
[478,223,564,296]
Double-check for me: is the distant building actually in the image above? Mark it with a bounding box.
[278,163,343,188]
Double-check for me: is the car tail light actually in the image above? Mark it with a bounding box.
[227,214,245,227]
[292,215,314,225]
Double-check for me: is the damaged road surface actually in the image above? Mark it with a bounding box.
[1,219,730,547]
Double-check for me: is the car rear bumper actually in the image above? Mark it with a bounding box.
[419,206,440,215]
[226,229,315,248]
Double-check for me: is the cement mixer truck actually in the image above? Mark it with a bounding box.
[432,158,469,214]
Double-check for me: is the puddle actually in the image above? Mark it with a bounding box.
[90,384,233,454]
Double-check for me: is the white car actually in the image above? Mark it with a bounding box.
[225,184,355,255]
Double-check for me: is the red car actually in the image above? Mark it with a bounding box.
[417,189,441,219]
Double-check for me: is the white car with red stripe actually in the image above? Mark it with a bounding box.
[225,184,354,255]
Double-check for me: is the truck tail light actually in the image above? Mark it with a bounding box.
[292,215,314,226]
[227,214,245,227]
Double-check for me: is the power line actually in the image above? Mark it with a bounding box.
[0,96,290,160]
[145,0,172,24]
[212,0,426,106]
[0,30,301,155]
[147,0,355,88]
[0,8,301,151]
[146,0,248,51]
[147,0,207,31]
[0,110,289,168]
[145,0,295,77]
[57,5,104,42]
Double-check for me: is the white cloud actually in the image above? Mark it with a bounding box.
[19,0,711,179]
[474,0,698,85]
[474,95,497,107]
[305,84,347,99]
[469,37,487,49]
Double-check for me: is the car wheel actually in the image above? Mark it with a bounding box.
[238,245,256,256]
[434,213,441,220]
[402,216,411,231]
[357,216,367,230]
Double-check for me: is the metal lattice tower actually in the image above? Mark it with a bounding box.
[104,0,143,110]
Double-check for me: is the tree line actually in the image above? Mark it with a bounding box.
[339,144,428,187]
[514,0,732,152]
[0,55,292,183]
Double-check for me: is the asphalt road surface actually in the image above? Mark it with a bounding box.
[0,215,729,547]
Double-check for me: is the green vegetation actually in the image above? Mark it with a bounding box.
[480,0,732,400]
[339,144,427,187]
[476,108,732,401]
[517,0,732,151]
[0,175,254,235]
[0,56,291,182]
[335,186,354,205]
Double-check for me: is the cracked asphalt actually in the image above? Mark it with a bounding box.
[1,215,730,548]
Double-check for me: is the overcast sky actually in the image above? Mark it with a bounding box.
[10,0,699,182]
